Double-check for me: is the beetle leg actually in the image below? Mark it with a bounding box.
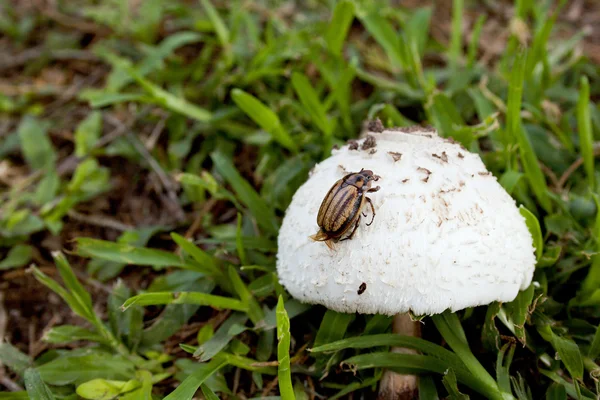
[367,185,380,193]
[365,197,376,226]
[340,216,361,241]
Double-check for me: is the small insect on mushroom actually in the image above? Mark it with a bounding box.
[310,169,380,249]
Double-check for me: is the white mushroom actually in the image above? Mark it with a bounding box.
[277,127,535,315]
[276,126,536,398]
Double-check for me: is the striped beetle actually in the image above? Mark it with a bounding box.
[310,169,380,249]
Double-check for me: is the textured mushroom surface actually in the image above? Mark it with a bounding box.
[276,128,536,316]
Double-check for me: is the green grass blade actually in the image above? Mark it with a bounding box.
[24,369,55,400]
[163,357,227,400]
[419,375,440,400]
[0,244,33,270]
[495,343,516,393]
[0,342,31,376]
[218,353,276,375]
[588,323,600,359]
[508,50,552,212]
[310,333,465,369]
[291,72,331,137]
[313,310,354,372]
[504,284,534,345]
[448,0,464,73]
[200,0,232,67]
[550,332,584,381]
[276,296,294,400]
[343,352,447,375]
[499,170,524,195]
[80,92,149,108]
[211,151,279,236]
[74,111,102,157]
[539,369,595,399]
[357,9,404,71]
[342,352,493,399]
[314,311,354,349]
[506,51,525,150]
[577,76,594,190]
[231,89,296,151]
[121,292,248,312]
[52,252,94,319]
[200,384,220,400]
[37,351,135,386]
[30,265,90,322]
[194,313,248,361]
[200,0,230,48]
[0,392,30,400]
[525,2,564,80]
[519,206,543,261]
[43,325,106,345]
[431,312,499,396]
[235,213,247,266]
[133,75,212,122]
[170,233,221,276]
[405,7,432,58]
[75,238,187,268]
[17,117,56,170]
[467,15,486,68]
[228,265,264,324]
[545,383,567,400]
[326,0,355,57]
[330,373,382,400]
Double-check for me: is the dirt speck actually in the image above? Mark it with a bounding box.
[332,144,340,150]
[388,151,402,162]
[388,125,436,134]
[432,152,448,163]
[367,118,385,133]
[440,187,457,194]
[458,152,464,159]
[358,282,367,295]
[478,171,492,176]
[347,140,359,150]
[445,136,467,150]
[361,135,377,150]
[402,178,410,183]
[417,167,432,183]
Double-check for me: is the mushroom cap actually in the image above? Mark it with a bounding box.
[276,128,536,316]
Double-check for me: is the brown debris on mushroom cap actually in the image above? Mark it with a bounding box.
[367,118,385,133]
[387,125,437,134]
[362,135,377,150]
[357,282,367,295]
[347,139,359,150]
[417,167,432,182]
[388,151,403,162]
[444,136,467,150]
[432,152,448,163]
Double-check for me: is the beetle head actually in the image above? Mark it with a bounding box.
[358,169,380,182]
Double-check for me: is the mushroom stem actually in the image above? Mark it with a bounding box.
[377,312,421,400]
